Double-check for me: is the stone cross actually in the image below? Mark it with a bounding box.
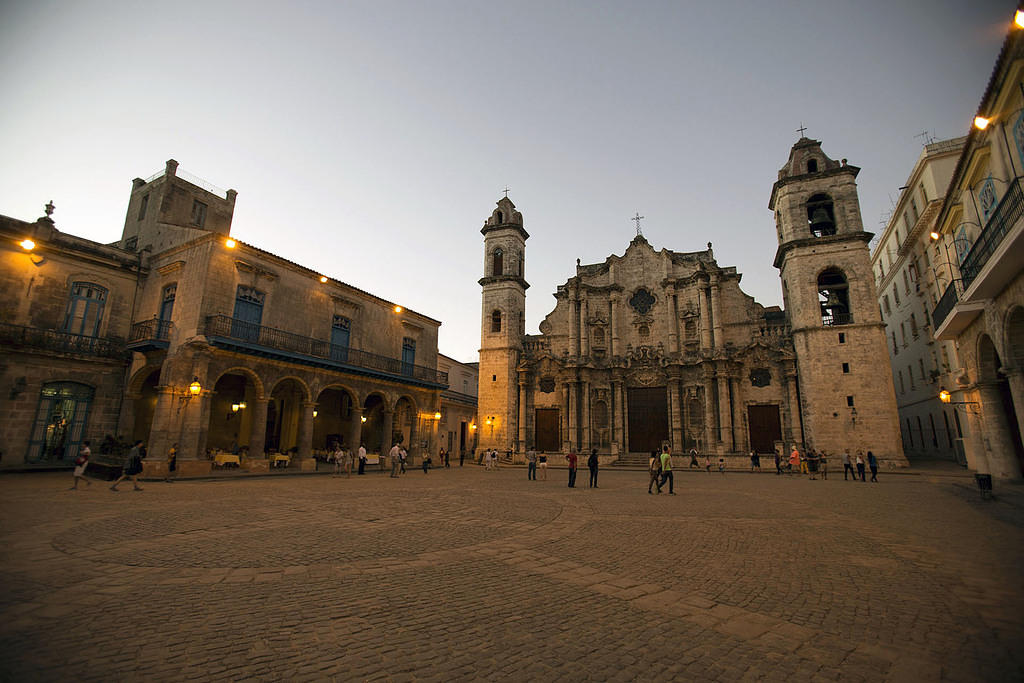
[503,186,510,198]
[796,124,807,137]
[631,212,644,236]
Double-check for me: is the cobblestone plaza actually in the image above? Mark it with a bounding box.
[1,466,1022,681]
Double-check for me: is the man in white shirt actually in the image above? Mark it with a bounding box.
[389,443,401,478]
[357,443,367,475]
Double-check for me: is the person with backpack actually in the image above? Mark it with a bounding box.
[111,440,144,491]
[70,440,92,489]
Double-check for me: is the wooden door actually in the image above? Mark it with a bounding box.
[747,404,782,454]
[627,387,668,453]
[535,408,560,452]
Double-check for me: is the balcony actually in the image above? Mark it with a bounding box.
[821,312,853,327]
[959,176,1024,297]
[0,321,127,361]
[202,315,448,388]
[127,318,173,351]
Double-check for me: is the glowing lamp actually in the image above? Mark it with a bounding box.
[312,410,318,418]
[231,403,240,412]
[394,305,403,313]
[973,116,990,131]
[238,402,246,409]
[225,238,237,248]
[434,411,442,420]
[319,275,328,283]
[939,388,951,404]
[470,423,476,431]
[1016,9,1024,28]
[188,378,202,396]
[361,416,367,423]
[485,417,492,425]
[19,239,35,251]
[929,231,940,241]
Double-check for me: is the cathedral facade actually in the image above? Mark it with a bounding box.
[478,139,906,467]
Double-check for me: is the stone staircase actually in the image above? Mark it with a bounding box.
[611,453,651,468]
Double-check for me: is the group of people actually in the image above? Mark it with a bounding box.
[524,449,549,480]
[648,446,675,494]
[771,447,879,482]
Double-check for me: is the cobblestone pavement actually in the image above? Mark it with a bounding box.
[1,467,1022,682]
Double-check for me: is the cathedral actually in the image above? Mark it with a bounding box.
[478,138,907,466]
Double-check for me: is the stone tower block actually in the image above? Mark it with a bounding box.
[478,197,529,453]
[770,138,907,467]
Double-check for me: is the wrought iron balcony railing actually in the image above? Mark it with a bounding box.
[961,176,1024,290]
[931,279,962,332]
[0,321,127,360]
[129,318,173,342]
[821,312,853,327]
[202,315,448,386]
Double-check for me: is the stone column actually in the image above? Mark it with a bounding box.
[609,297,619,357]
[703,375,716,452]
[581,298,590,358]
[350,408,364,449]
[249,398,269,457]
[562,384,571,453]
[669,379,683,451]
[699,286,712,351]
[570,299,580,358]
[710,275,723,349]
[977,381,1022,480]
[961,389,990,474]
[582,381,592,451]
[146,386,177,463]
[1004,369,1024,455]
[786,371,803,449]
[718,374,732,452]
[567,381,578,451]
[669,288,680,355]
[297,401,315,459]
[621,384,630,453]
[610,379,620,455]
[518,378,528,452]
[682,385,690,449]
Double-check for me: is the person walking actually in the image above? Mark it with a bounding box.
[648,449,662,494]
[111,440,144,491]
[357,443,367,475]
[165,442,178,482]
[389,443,401,478]
[341,444,352,478]
[70,440,92,489]
[444,448,451,468]
[788,448,800,475]
[689,448,700,469]
[856,451,866,482]
[867,451,878,482]
[526,447,537,481]
[718,455,726,474]
[538,451,548,480]
[704,454,712,473]
[774,449,782,475]
[566,450,578,488]
[819,450,828,480]
[399,446,408,474]
[331,441,344,476]
[659,446,675,494]
[749,450,757,472]
[587,448,599,488]
[422,450,432,473]
[842,450,856,481]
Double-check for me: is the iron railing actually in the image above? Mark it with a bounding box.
[821,312,853,327]
[0,321,127,360]
[931,279,963,331]
[129,318,173,342]
[202,315,448,385]
[961,177,1024,290]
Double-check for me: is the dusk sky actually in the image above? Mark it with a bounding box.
[0,1,1012,363]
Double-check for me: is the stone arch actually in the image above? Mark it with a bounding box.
[491,308,503,333]
[314,383,359,451]
[127,366,162,443]
[806,193,836,237]
[1004,306,1024,371]
[393,395,419,454]
[492,247,504,276]
[977,334,1002,382]
[126,364,163,398]
[211,366,266,399]
[817,266,851,325]
[267,374,311,402]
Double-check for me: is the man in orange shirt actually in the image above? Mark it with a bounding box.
[789,447,800,475]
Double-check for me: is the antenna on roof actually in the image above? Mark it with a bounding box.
[915,130,936,145]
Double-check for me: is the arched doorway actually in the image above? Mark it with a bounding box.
[978,334,1024,477]
[208,372,259,453]
[362,393,387,454]
[131,368,161,443]
[267,378,308,454]
[394,396,417,454]
[314,386,356,450]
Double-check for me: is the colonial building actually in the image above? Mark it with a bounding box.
[870,137,972,464]
[932,11,1024,480]
[0,160,448,473]
[478,139,906,466]
[437,354,478,458]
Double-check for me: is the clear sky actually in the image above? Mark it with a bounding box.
[0,0,1012,363]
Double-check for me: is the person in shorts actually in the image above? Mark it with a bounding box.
[111,440,144,491]
[537,451,548,480]
[70,440,92,489]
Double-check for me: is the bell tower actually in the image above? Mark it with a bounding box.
[478,196,529,454]
[769,137,906,466]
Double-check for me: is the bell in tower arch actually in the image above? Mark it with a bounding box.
[806,194,836,237]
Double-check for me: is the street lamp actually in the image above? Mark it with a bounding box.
[178,377,202,413]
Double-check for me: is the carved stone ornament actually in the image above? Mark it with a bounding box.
[631,369,659,386]
[749,368,771,388]
[539,377,556,393]
[629,288,656,315]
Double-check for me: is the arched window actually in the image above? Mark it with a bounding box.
[807,159,818,173]
[818,268,851,326]
[492,248,504,276]
[491,309,502,333]
[806,194,836,237]
[63,282,108,337]
[26,381,94,463]
[495,210,504,224]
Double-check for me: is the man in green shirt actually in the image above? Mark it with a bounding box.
[659,446,675,495]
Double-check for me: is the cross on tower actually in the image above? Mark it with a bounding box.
[796,123,808,137]
[502,186,510,198]
[631,212,644,236]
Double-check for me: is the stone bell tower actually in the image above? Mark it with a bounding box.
[478,196,529,454]
[769,137,906,466]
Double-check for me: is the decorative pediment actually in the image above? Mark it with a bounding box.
[330,294,362,311]
[157,260,185,275]
[234,260,278,281]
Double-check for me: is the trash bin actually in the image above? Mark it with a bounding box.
[975,473,993,499]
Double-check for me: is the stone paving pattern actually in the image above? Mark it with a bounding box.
[1,466,1022,681]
